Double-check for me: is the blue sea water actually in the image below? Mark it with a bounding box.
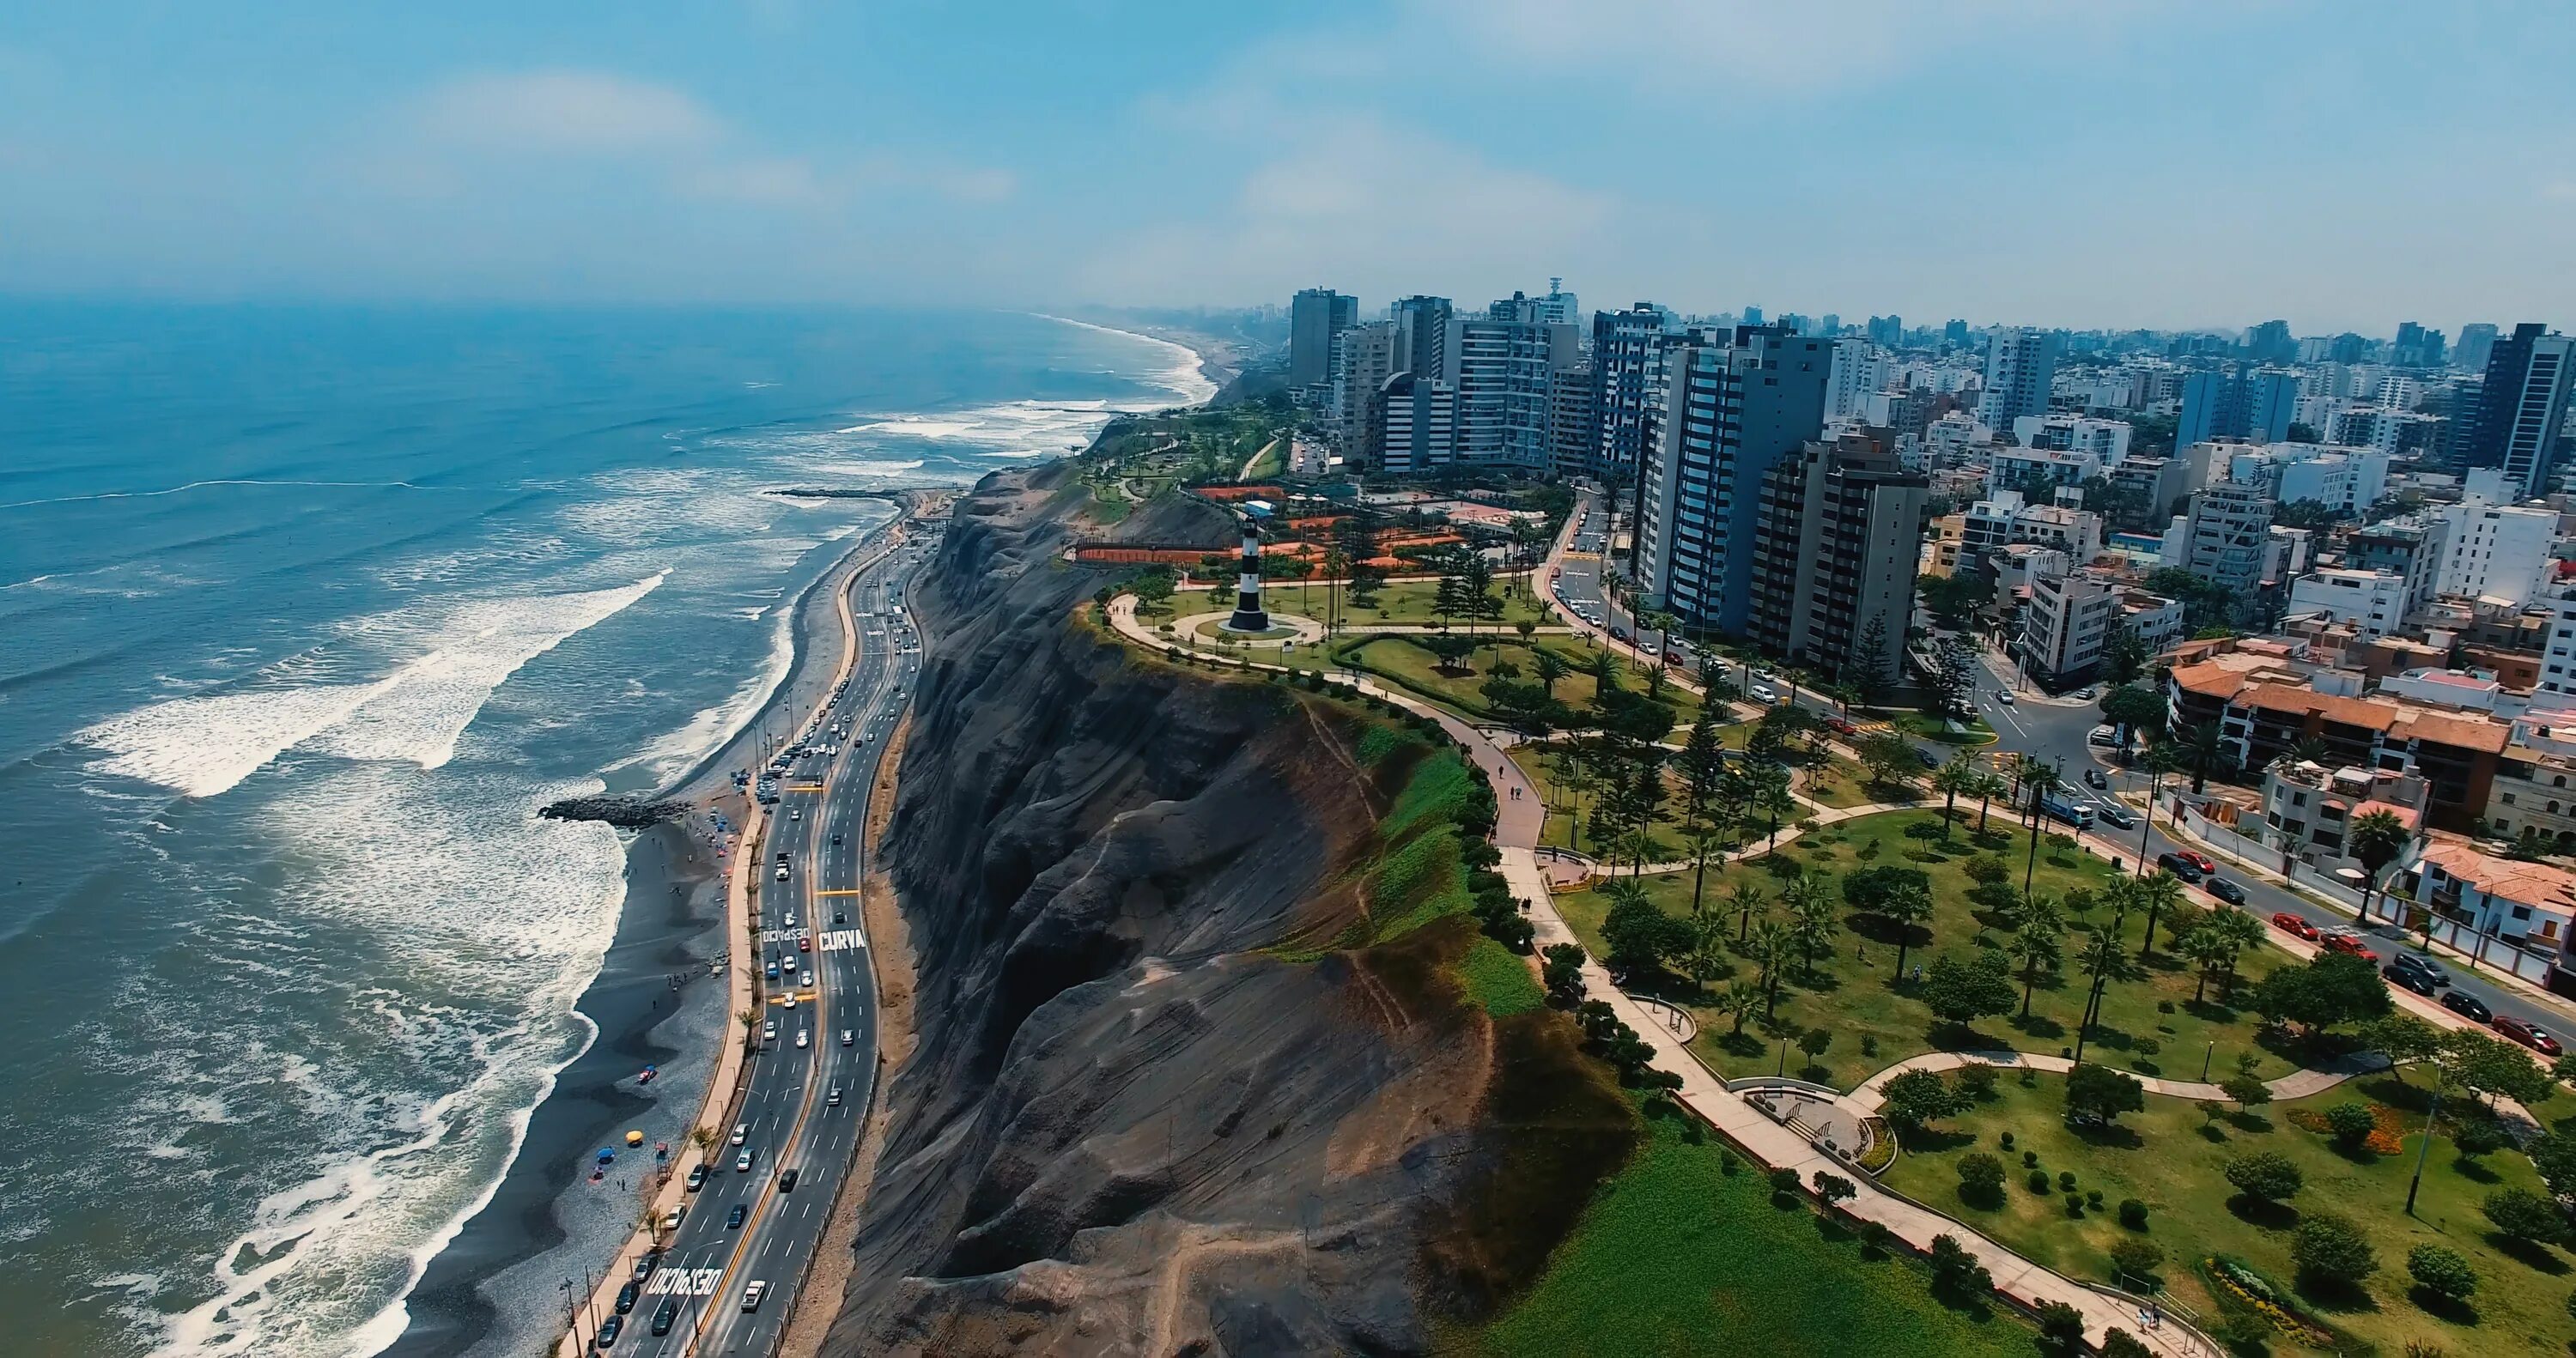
[0,303,1208,1356]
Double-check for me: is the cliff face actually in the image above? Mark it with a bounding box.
[823,468,1627,1356]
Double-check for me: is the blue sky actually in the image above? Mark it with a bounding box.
[3,1,2572,333]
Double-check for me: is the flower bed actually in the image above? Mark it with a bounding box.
[2282,1102,2405,1156]
[2201,1255,2337,1349]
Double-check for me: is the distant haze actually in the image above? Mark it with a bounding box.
[3,1,2571,332]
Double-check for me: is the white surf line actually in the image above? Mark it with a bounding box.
[0,478,484,512]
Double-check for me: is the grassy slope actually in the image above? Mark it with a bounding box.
[1556,809,2300,1090]
[1462,1112,2033,1358]
[1339,634,1704,731]
[1881,1070,2573,1355]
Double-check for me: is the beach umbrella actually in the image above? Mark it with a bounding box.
[597,1148,616,1163]
[625,1130,645,1147]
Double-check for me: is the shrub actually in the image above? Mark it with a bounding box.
[2453,1117,2511,1159]
[2157,999,2176,1014]
[1957,1152,2007,1198]
[2087,1189,2105,1209]
[1812,1170,1856,1204]
[2099,1331,2153,1358]
[2057,1170,2079,1193]
[2223,1151,2304,1203]
[2133,1036,2160,1057]
[1955,1061,2000,1101]
[2063,1191,2085,1216]
[2324,1101,2378,1149]
[2033,1300,2085,1354]
[1998,1131,2015,1150]
[2022,1149,2040,1168]
[1859,1034,1878,1058]
[2482,1186,2567,1245]
[2406,1245,2477,1303]
[1719,1149,1740,1175]
[2028,1168,2054,1194]
[2107,1236,2165,1282]
[1928,1234,1993,1296]
[2117,1197,2150,1230]
[2291,1212,2379,1290]
[1770,1167,1801,1195]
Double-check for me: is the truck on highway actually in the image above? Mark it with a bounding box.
[2038,791,2097,829]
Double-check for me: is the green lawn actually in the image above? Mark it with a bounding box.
[1458,935,1546,1018]
[1888,709,2001,745]
[1510,736,1752,857]
[1555,809,2301,1091]
[1881,1070,2574,1356]
[1462,1110,2035,1358]
[1335,634,1707,732]
[1263,576,1553,627]
[1803,755,1914,810]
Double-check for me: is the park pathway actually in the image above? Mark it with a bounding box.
[1104,591,2210,1355]
[1848,1048,2391,1112]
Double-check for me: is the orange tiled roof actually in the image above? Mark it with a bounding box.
[2234,682,2398,732]
[2389,706,2512,755]
[2418,837,2576,906]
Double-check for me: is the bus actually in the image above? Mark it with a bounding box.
[2039,791,2097,830]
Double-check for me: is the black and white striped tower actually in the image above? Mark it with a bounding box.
[1224,500,1273,631]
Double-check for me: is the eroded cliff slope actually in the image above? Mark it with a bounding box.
[823,468,1630,1356]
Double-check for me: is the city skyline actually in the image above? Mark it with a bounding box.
[5,2,2574,330]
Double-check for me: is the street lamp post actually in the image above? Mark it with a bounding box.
[2404,1086,2443,1216]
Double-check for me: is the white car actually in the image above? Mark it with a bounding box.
[781,993,796,1009]
[736,1148,754,1173]
[840,1029,854,1046]
[799,970,813,987]
[1996,690,2016,706]
[762,1020,777,1040]
[783,912,796,928]
[775,866,789,882]
[730,1122,748,1146]
[827,1087,842,1106]
[790,809,801,821]
[741,1281,768,1312]
[663,1206,685,1231]
[795,1029,810,1049]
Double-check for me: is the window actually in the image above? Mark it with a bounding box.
[2503,792,2518,805]
[2512,905,2533,922]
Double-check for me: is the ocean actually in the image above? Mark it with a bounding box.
[0,302,1211,1357]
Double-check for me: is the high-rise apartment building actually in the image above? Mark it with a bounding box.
[1826,340,1889,420]
[2176,364,2297,448]
[2458,323,2575,497]
[2172,480,2275,600]
[1976,327,2057,431]
[1547,366,1598,479]
[1391,295,1453,381]
[1589,302,1683,488]
[1327,321,1396,469]
[1637,325,1833,634]
[2456,323,2500,374]
[1443,292,1580,470]
[1289,288,1357,389]
[1378,372,1456,476]
[1747,436,1927,682]
[2438,496,2559,605]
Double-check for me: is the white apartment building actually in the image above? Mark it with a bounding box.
[1986,446,2104,494]
[2438,499,2559,605]
[2018,567,2183,687]
[2285,567,2409,638]
[2537,582,2576,698]
[2225,443,2390,515]
[2010,413,2132,465]
[1825,340,1889,420]
[1960,489,2105,566]
[1923,411,1993,466]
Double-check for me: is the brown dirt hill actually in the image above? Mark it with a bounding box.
[817,465,1632,1356]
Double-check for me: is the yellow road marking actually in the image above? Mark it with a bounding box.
[786,783,826,792]
[811,888,864,896]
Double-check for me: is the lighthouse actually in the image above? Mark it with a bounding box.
[1224,500,1273,632]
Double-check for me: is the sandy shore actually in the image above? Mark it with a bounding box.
[380,507,905,1358]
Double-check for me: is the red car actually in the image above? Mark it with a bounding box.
[2496,1016,2564,1058]
[2269,912,2319,941]
[2174,851,2217,876]
[1824,718,1858,737]
[798,936,811,952]
[2321,934,2379,963]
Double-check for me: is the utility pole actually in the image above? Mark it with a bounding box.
[2404,1085,2443,1216]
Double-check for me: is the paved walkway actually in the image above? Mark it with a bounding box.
[1848,1048,2391,1113]
[1111,587,2204,1355]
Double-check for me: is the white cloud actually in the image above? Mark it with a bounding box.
[408,70,722,156]
[1076,118,1609,305]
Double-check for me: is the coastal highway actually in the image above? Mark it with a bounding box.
[1543,491,2576,1043]
[621,523,934,1357]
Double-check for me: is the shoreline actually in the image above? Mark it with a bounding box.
[380,506,905,1358]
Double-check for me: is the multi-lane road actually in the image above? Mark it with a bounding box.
[1544,491,2575,1042]
[618,522,934,1356]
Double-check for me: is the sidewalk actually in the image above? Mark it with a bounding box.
[1849,1048,2390,1112]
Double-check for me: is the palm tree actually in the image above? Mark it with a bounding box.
[1881,879,1935,980]
[1748,918,1797,1021]
[1752,762,1797,852]
[2288,734,2333,766]
[1728,879,1767,943]
[1602,874,1650,917]
[2020,760,2064,900]
[2176,912,2234,1003]
[2142,739,2188,828]
[2070,929,2129,1062]
[2008,916,2064,1019]
[737,1008,761,1053]
[1972,769,2009,834]
[1783,875,1841,980]
[1716,981,1765,1035]
[2345,807,2413,930]
[2199,906,2267,1002]
[2135,870,2185,960]
[1686,912,1731,996]
[1934,753,1979,840]
[1684,821,1728,922]
[1532,647,1571,702]
[2178,720,2227,794]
